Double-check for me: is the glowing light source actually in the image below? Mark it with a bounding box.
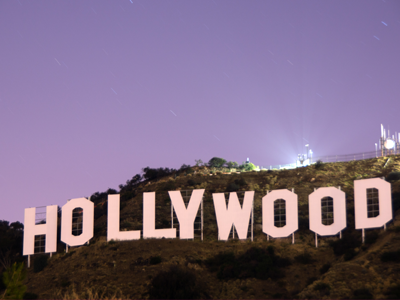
[384,138,395,150]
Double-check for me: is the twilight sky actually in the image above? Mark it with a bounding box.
[1,0,400,223]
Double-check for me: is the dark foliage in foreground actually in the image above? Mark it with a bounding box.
[0,220,24,271]
[387,171,400,182]
[314,160,324,170]
[353,288,373,299]
[385,284,400,299]
[142,167,177,181]
[149,265,208,299]
[205,246,291,280]
[294,251,314,264]
[380,249,400,262]
[33,255,48,273]
[329,230,361,257]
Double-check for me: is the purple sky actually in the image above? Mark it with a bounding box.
[1,0,400,223]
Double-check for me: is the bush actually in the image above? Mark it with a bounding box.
[306,276,317,286]
[208,157,227,168]
[23,292,39,299]
[187,179,196,187]
[162,181,176,191]
[353,288,373,299]
[227,183,239,192]
[314,282,331,296]
[298,215,309,230]
[226,161,238,169]
[234,178,247,187]
[294,251,314,264]
[150,256,162,265]
[392,192,400,212]
[240,162,256,171]
[142,167,176,181]
[33,255,48,273]
[205,246,290,280]
[2,262,27,299]
[344,248,357,261]
[319,263,331,274]
[149,265,207,299]
[387,172,400,181]
[329,230,361,256]
[365,230,379,244]
[380,250,400,262]
[315,160,324,170]
[385,284,400,299]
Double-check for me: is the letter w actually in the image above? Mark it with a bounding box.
[212,191,254,241]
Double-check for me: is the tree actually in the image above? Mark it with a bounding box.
[180,164,190,170]
[226,161,239,169]
[208,157,227,168]
[195,159,203,166]
[240,162,256,171]
[142,167,176,181]
[149,265,207,299]
[2,262,26,299]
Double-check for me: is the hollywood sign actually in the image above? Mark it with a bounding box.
[22,177,392,255]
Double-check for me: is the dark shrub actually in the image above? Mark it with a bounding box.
[0,274,6,289]
[186,167,194,174]
[187,179,196,186]
[149,265,207,299]
[329,230,361,256]
[319,263,331,274]
[121,191,136,202]
[205,246,290,280]
[163,181,176,191]
[205,251,235,273]
[227,183,239,192]
[392,192,400,212]
[294,251,314,264]
[306,276,317,286]
[313,282,330,295]
[344,248,357,261]
[314,282,330,290]
[380,250,400,262]
[106,188,118,195]
[23,292,39,299]
[150,256,162,265]
[180,164,190,170]
[315,160,323,170]
[298,215,309,230]
[33,254,48,273]
[353,288,373,299]
[387,172,400,181]
[365,230,379,244]
[385,284,400,299]
[208,157,227,168]
[234,178,247,187]
[142,167,176,181]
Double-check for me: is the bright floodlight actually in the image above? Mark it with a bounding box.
[384,138,395,150]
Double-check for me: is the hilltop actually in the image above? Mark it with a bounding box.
[15,156,400,298]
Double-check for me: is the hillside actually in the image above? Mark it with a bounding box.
[21,156,400,299]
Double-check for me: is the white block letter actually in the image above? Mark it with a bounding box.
[61,198,94,246]
[107,194,140,241]
[213,191,254,241]
[169,189,204,239]
[23,205,58,256]
[262,189,298,238]
[355,178,392,229]
[309,187,346,236]
[143,192,176,239]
